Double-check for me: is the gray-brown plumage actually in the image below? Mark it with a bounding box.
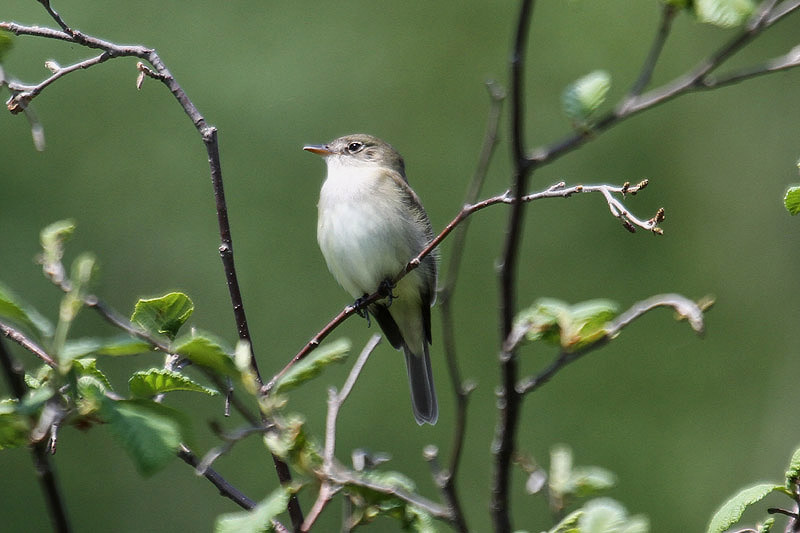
[304,134,438,425]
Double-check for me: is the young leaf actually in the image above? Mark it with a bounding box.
[548,509,583,533]
[129,369,218,398]
[562,70,611,127]
[694,0,756,28]
[131,292,194,341]
[214,486,290,533]
[0,282,54,338]
[272,338,351,394]
[572,466,617,497]
[706,483,784,533]
[100,398,191,476]
[578,498,649,533]
[173,334,238,378]
[783,186,800,215]
[786,445,800,486]
[73,358,113,392]
[263,414,322,474]
[0,400,29,450]
[39,219,75,280]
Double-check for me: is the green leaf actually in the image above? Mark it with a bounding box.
[759,517,775,532]
[0,30,14,63]
[72,358,113,392]
[214,486,291,533]
[549,444,574,497]
[39,220,75,275]
[694,0,756,27]
[263,414,321,474]
[0,413,29,449]
[563,70,611,127]
[273,338,351,394]
[100,398,191,476]
[706,483,784,533]
[572,466,617,497]
[578,498,649,533]
[784,186,800,215]
[62,335,153,360]
[129,369,218,398]
[131,292,194,341]
[515,299,618,353]
[173,334,238,378]
[786,445,800,485]
[548,509,583,533]
[0,282,54,338]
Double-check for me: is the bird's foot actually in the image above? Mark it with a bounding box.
[354,294,372,327]
[378,279,398,307]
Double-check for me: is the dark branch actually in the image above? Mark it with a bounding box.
[0,337,71,533]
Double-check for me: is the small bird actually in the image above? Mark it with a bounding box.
[304,134,439,425]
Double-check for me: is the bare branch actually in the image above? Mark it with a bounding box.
[177,445,258,511]
[0,320,56,367]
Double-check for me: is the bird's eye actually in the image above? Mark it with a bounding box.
[347,142,363,153]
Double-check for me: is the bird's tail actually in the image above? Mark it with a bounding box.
[403,344,438,425]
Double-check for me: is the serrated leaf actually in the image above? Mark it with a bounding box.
[0,282,54,338]
[129,369,218,398]
[0,30,14,63]
[548,509,583,533]
[62,336,153,359]
[273,338,351,394]
[694,0,756,28]
[758,517,775,532]
[131,292,194,341]
[173,334,238,378]
[214,486,291,533]
[563,70,611,126]
[72,358,113,392]
[706,483,783,533]
[0,413,29,449]
[100,398,190,476]
[784,186,800,215]
[786,445,800,485]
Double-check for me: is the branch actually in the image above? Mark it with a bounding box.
[528,0,800,167]
[0,320,56,367]
[301,335,380,531]
[1,8,307,523]
[0,337,71,533]
[514,293,708,396]
[177,445,258,511]
[492,1,535,530]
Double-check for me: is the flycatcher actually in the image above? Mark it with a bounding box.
[304,134,439,425]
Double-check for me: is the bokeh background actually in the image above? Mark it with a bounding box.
[2,1,799,531]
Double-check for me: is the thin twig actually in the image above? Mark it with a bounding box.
[435,80,505,533]
[301,335,381,532]
[177,445,258,511]
[628,4,677,97]
[0,320,56,367]
[514,293,707,395]
[0,337,71,533]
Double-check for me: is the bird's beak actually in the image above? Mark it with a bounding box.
[303,144,332,156]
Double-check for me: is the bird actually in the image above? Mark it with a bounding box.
[304,134,439,425]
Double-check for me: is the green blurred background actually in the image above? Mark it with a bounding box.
[2,1,799,531]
